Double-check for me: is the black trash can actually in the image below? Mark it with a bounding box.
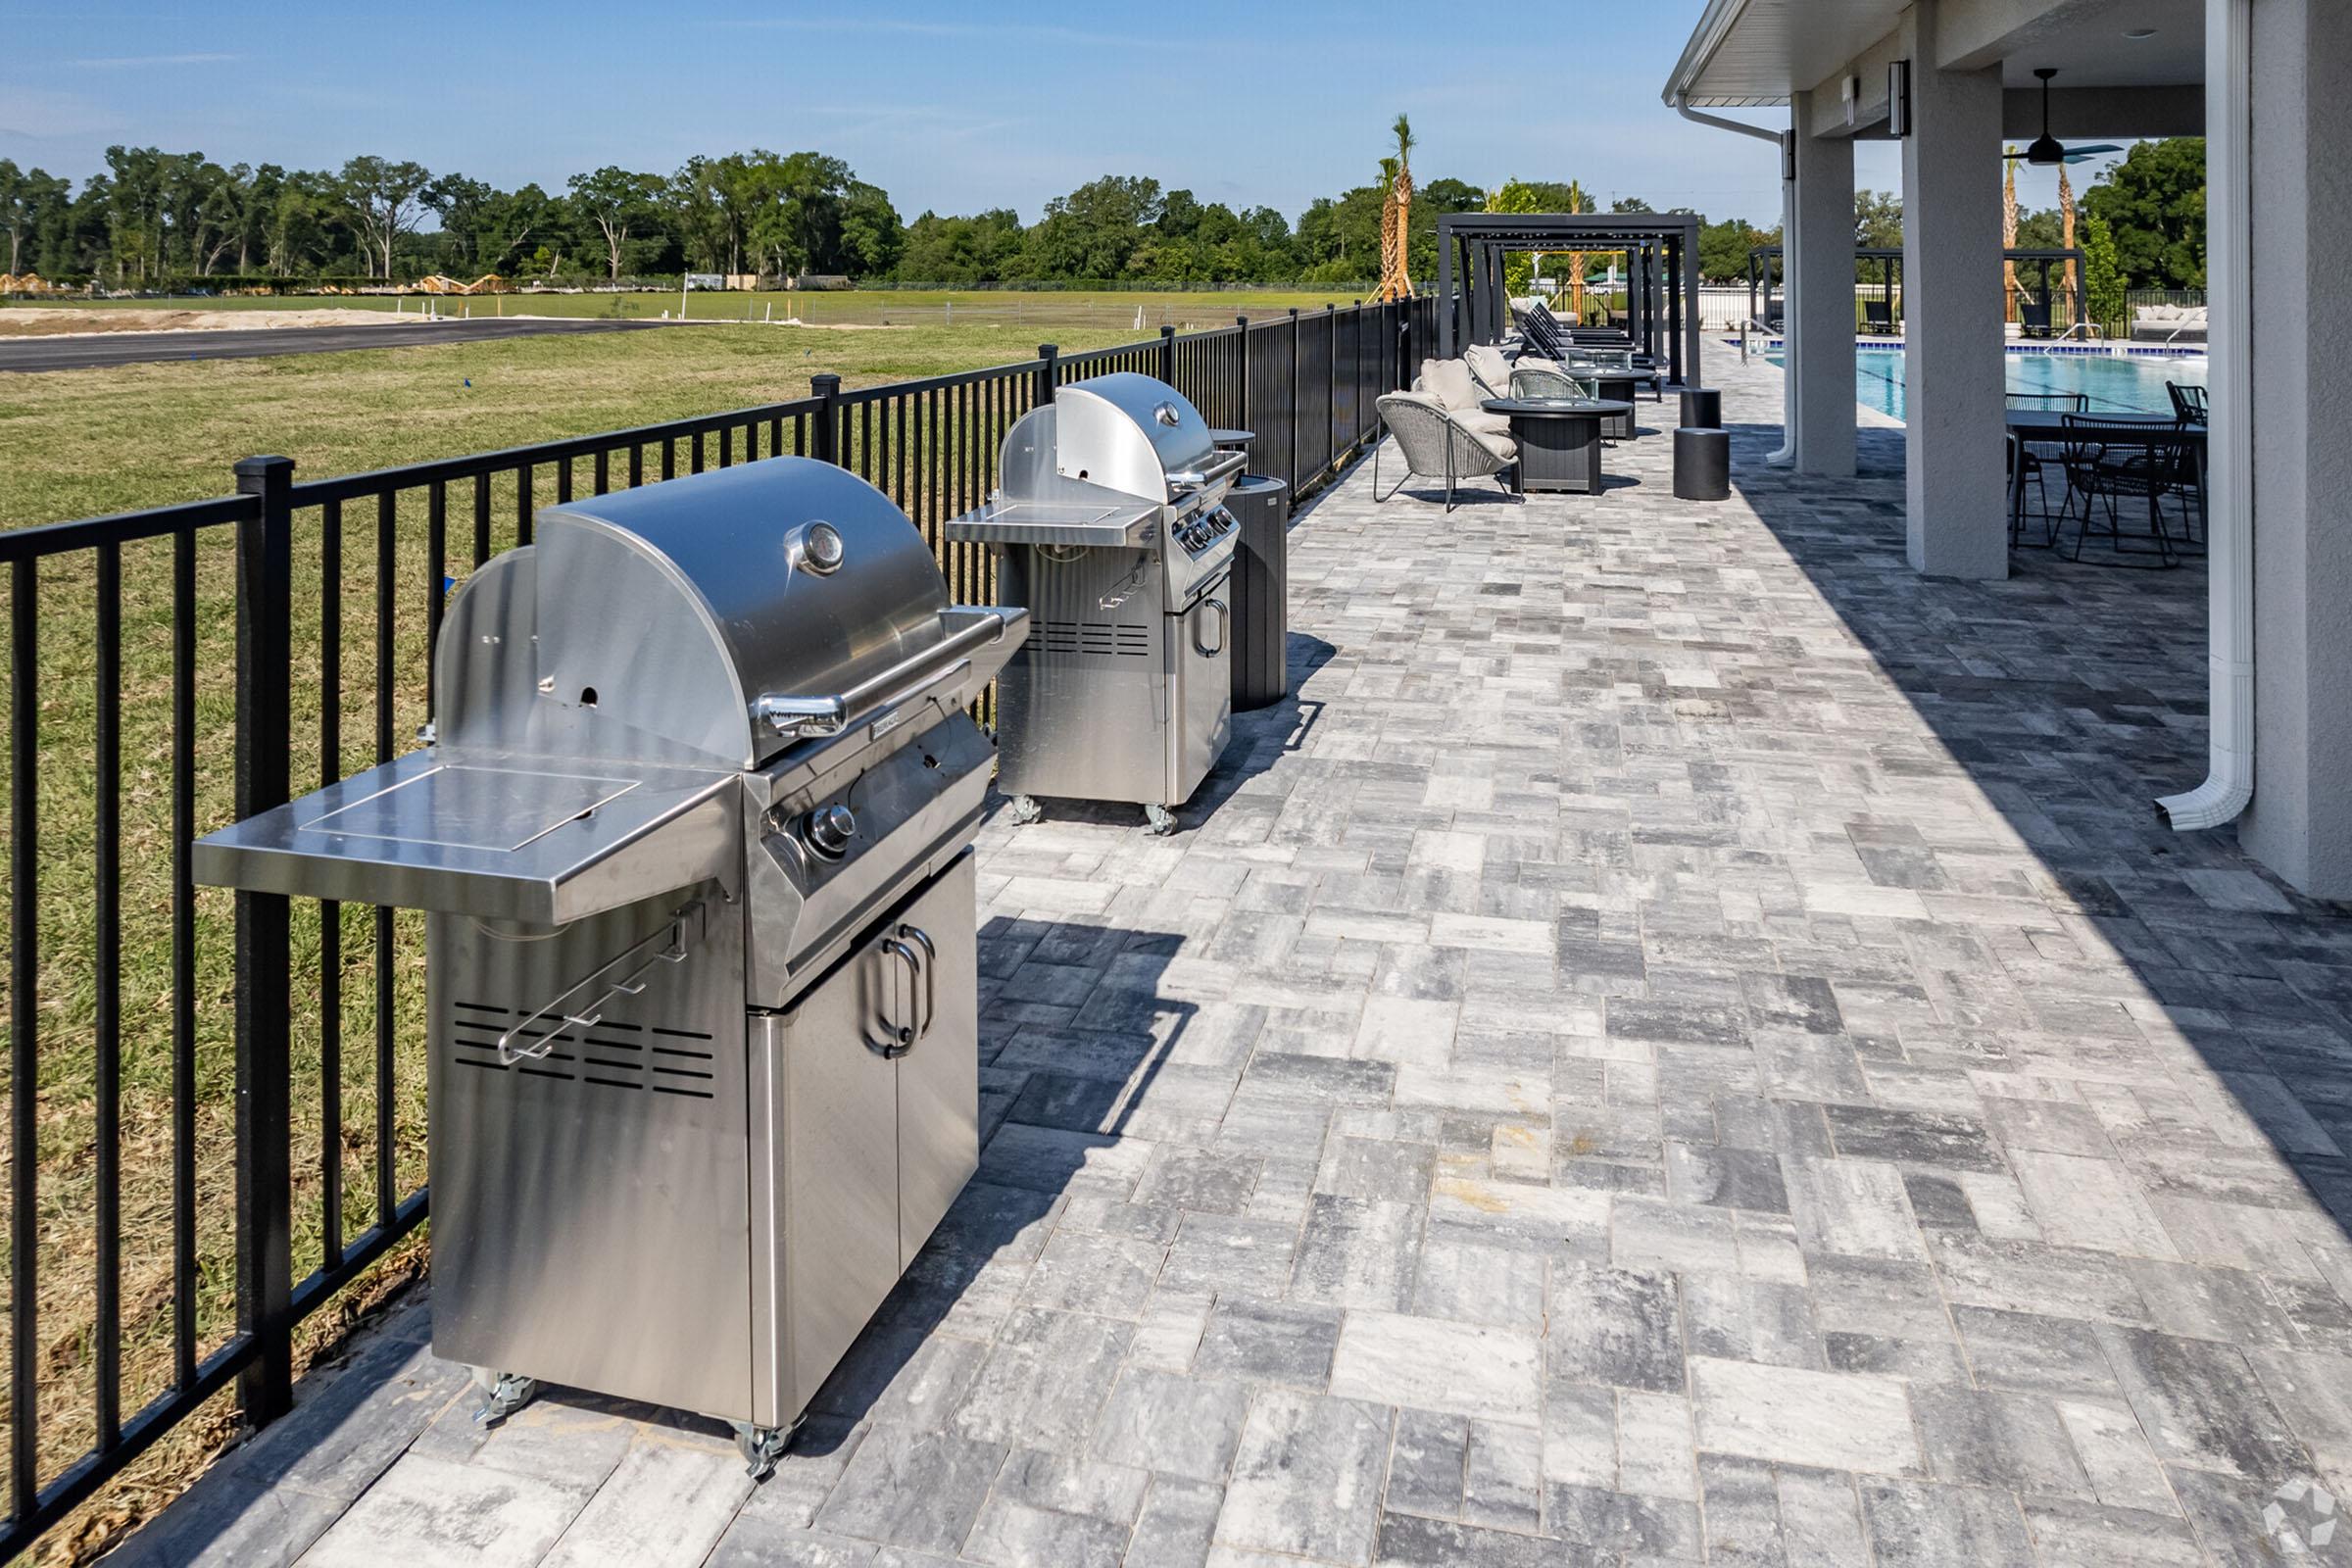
[1225,475,1291,710]
[1672,428,1732,501]
[1679,388,1723,429]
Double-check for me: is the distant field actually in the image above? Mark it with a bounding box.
[0,287,1370,340]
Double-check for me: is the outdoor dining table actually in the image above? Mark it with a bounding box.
[2006,409,2208,542]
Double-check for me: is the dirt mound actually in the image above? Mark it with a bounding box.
[0,307,420,337]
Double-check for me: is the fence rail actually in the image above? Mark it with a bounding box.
[0,294,1432,1559]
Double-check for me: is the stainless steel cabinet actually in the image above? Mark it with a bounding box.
[749,851,978,1428]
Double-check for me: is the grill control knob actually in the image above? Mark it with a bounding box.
[804,804,856,859]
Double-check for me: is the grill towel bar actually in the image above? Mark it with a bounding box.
[497,898,707,1063]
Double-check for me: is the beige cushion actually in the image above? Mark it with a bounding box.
[1461,409,1513,440]
[1419,357,1484,416]
[1514,355,1561,374]
[1385,389,1447,416]
[1470,425,1517,463]
[1464,343,1514,397]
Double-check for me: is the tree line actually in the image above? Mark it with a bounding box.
[0,139,2205,293]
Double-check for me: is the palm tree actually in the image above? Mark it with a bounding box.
[2003,152,2021,324]
[1556,178,1592,323]
[2058,164,2079,331]
[1378,115,1415,303]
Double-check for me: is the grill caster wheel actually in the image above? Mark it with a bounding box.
[469,1368,539,1429]
[734,1418,800,1481]
[1007,795,1043,826]
[1144,804,1177,837]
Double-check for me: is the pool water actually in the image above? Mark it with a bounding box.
[1769,346,2208,421]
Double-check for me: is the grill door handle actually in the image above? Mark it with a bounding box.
[899,924,938,1041]
[874,938,921,1058]
[1197,598,1230,657]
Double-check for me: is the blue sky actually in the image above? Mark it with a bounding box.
[0,1,1938,226]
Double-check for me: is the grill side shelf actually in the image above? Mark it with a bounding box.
[190,751,740,928]
[943,498,1160,550]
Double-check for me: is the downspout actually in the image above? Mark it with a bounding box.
[1676,93,1796,465]
[2156,0,2253,829]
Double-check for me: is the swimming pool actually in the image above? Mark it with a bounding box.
[1765,345,2208,421]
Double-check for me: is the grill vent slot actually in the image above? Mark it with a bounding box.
[1035,618,1151,658]
[449,1002,714,1099]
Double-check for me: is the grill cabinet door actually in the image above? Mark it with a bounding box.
[1168,576,1234,805]
[892,852,979,1267]
[752,941,904,1426]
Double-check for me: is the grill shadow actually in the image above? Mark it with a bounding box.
[792,919,1196,1454]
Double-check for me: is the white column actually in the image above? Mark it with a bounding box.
[1790,89,1858,477]
[2239,0,2352,896]
[1899,0,2007,578]
[1769,131,1797,466]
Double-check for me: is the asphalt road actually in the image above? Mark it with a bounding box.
[0,316,692,372]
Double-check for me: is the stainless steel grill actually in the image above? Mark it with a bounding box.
[192,457,1028,1473]
[946,372,1241,834]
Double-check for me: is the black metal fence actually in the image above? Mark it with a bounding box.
[0,295,1433,1557]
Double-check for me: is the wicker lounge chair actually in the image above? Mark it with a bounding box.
[1464,342,1520,400]
[1374,392,1517,512]
[1508,365,1598,401]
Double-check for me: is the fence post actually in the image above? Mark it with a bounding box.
[230,454,295,1427]
[1399,297,1414,389]
[1327,305,1339,472]
[1159,324,1176,385]
[1235,317,1251,445]
[1288,308,1300,490]
[1036,343,1059,405]
[810,373,840,466]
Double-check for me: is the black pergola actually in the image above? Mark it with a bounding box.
[1437,213,1704,389]
[1746,245,2085,337]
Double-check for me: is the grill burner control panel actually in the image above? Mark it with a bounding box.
[1173,507,1235,558]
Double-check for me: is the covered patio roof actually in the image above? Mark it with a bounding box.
[1664,0,2205,133]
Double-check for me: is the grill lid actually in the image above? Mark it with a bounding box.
[1048,373,1221,501]
[529,459,951,769]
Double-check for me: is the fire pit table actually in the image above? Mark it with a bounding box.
[1481,397,1634,495]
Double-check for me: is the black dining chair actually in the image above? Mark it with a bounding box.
[2058,414,2197,568]
[2006,392,2087,548]
[2167,381,2210,423]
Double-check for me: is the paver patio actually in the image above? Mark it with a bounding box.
[112,354,2352,1567]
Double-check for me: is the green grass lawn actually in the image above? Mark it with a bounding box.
[2,311,1311,1555]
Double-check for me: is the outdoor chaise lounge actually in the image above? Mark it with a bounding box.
[2132,303,2208,343]
[1514,303,1664,398]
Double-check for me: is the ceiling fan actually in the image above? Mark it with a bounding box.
[2008,68,2125,166]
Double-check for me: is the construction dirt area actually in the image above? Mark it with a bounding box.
[0,307,430,336]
